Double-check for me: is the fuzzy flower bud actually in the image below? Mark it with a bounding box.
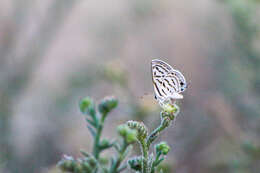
[57,155,98,173]
[57,155,77,172]
[162,103,180,120]
[155,142,171,155]
[127,120,148,139]
[79,97,93,114]
[98,96,118,115]
[99,139,111,149]
[117,124,137,144]
[84,157,97,168]
[81,162,92,172]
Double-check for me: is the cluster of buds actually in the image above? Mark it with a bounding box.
[155,142,171,155]
[127,120,148,140]
[58,95,181,173]
[79,97,95,115]
[57,155,98,173]
[159,103,180,128]
[98,96,118,115]
[161,103,179,120]
[117,124,138,144]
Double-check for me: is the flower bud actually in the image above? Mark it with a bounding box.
[127,120,148,139]
[81,162,92,172]
[74,164,83,173]
[155,142,171,155]
[79,97,93,114]
[57,155,77,172]
[99,139,111,149]
[98,96,118,115]
[126,129,138,144]
[85,157,98,168]
[162,103,179,120]
[117,124,137,144]
[117,124,128,137]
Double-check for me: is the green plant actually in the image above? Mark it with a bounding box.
[57,96,180,173]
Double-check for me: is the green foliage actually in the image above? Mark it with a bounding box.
[127,120,148,140]
[57,97,181,173]
[58,96,132,173]
[117,125,138,144]
[126,103,179,173]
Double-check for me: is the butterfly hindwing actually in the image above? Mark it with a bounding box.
[151,59,187,105]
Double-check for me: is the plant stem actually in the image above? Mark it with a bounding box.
[109,140,128,173]
[147,118,169,148]
[117,164,127,172]
[93,113,106,159]
[151,152,161,173]
[140,138,149,173]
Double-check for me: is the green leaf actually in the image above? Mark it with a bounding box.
[112,142,120,152]
[111,157,116,167]
[86,118,97,128]
[99,139,112,150]
[87,125,96,137]
[122,145,132,160]
[117,164,127,172]
[155,158,164,166]
[88,105,96,118]
[80,150,91,157]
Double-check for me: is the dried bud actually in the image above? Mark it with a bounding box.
[127,120,148,139]
[155,142,171,155]
[98,96,118,115]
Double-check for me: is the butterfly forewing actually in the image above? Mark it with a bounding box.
[151,59,187,105]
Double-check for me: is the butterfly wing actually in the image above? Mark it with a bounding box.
[151,59,186,104]
[165,69,187,93]
[151,59,170,103]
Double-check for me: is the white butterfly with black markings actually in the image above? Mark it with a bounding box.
[151,59,187,107]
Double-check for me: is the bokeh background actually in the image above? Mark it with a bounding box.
[1,0,260,172]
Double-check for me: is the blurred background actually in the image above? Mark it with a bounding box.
[0,0,260,172]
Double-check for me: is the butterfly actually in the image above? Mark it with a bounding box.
[151,59,187,107]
